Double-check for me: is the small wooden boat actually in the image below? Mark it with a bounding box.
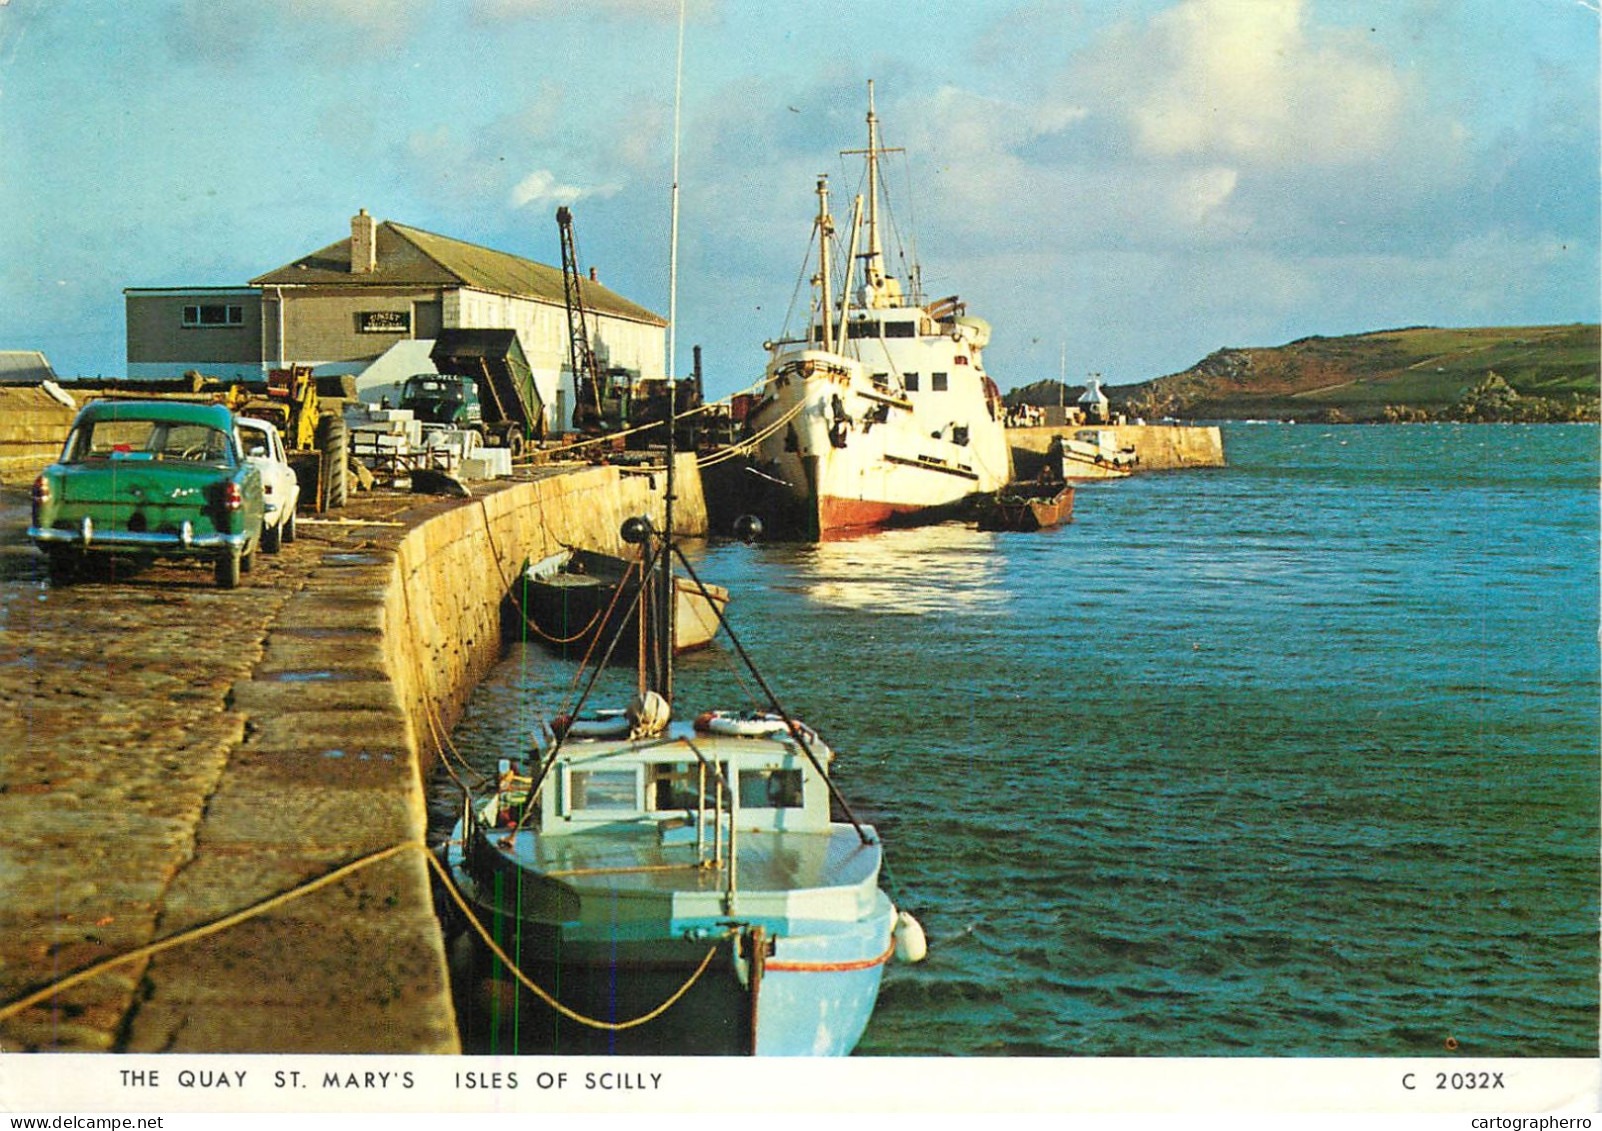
[976,482,1075,532]
[511,547,729,655]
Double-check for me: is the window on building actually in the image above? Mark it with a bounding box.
[182,304,243,328]
[931,372,949,391]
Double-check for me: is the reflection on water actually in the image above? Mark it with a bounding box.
[775,521,1016,615]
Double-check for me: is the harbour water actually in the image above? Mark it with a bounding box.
[431,423,1599,1057]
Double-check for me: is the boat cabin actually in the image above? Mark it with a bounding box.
[521,719,833,837]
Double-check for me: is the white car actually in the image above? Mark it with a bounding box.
[235,415,301,552]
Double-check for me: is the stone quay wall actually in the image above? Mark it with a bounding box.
[1,454,705,1056]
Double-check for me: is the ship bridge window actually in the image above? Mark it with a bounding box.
[569,768,638,811]
[846,322,876,339]
[884,321,916,338]
[904,373,919,392]
[931,372,949,392]
[738,768,804,810]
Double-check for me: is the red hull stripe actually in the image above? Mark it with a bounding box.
[817,495,927,533]
[765,937,897,974]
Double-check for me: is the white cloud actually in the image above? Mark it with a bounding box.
[1097,0,1406,167]
[1173,165,1240,225]
[510,169,619,209]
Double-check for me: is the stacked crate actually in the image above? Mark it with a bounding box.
[347,405,429,481]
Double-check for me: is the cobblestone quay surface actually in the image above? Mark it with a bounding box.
[0,458,703,1053]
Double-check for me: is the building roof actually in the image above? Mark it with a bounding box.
[0,350,57,383]
[250,219,666,327]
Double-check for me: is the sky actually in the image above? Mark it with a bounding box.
[0,0,1596,397]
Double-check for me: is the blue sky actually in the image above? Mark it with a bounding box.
[0,0,1596,397]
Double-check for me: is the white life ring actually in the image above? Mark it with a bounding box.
[553,709,631,738]
[694,710,805,739]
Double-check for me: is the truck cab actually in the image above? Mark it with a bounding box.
[398,374,482,430]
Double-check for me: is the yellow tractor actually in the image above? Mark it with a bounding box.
[222,365,348,511]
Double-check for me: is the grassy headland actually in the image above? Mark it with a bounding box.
[1008,324,1600,423]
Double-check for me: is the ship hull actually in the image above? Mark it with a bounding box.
[741,350,1011,539]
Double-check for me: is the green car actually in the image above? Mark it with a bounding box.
[30,399,266,588]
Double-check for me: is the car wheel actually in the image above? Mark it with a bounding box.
[283,508,297,543]
[240,545,255,573]
[215,550,241,589]
[262,519,282,553]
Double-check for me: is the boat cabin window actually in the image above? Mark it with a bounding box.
[846,321,876,339]
[569,768,638,811]
[883,320,916,338]
[931,372,949,392]
[648,760,729,811]
[903,373,919,392]
[738,768,804,810]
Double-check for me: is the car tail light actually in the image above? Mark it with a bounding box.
[223,481,244,511]
[31,475,50,522]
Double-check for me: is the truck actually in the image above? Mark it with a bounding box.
[396,372,483,432]
[420,329,543,458]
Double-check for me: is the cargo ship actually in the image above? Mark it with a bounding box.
[734,82,1012,538]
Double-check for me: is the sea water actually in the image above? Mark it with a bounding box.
[433,423,1599,1056]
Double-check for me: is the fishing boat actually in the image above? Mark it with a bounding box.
[976,481,1075,532]
[441,386,924,1056]
[734,81,1011,539]
[1054,429,1138,480]
[512,546,729,655]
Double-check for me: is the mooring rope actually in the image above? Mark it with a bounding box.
[0,842,420,1025]
[422,849,726,1031]
[695,395,805,467]
[0,839,728,1038]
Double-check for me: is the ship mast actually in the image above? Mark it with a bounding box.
[844,79,903,310]
[814,176,835,349]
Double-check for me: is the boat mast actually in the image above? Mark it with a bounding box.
[864,79,885,305]
[666,0,685,386]
[814,176,834,349]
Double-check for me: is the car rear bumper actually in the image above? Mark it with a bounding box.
[30,520,248,553]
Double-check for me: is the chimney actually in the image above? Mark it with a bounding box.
[351,209,377,274]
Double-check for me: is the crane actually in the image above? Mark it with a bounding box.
[556,206,610,433]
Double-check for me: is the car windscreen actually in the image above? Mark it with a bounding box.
[66,419,235,464]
